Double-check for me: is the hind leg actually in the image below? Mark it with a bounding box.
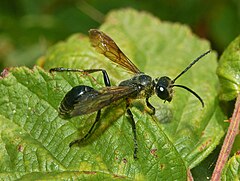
[69,109,101,147]
[49,67,111,86]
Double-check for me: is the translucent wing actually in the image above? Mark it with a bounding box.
[65,86,138,118]
[89,29,141,74]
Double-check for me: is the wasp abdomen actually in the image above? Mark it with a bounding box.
[59,85,97,119]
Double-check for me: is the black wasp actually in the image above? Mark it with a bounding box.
[50,29,210,159]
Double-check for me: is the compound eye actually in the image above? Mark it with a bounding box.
[155,76,173,102]
[155,85,172,102]
[159,86,165,92]
[156,86,169,99]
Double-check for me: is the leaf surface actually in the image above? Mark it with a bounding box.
[222,154,240,180]
[217,35,240,101]
[0,9,226,180]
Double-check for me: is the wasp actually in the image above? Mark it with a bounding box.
[50,29,210,159]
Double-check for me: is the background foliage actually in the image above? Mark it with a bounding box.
[0,0,239,71]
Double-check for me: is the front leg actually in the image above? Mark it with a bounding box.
[146,97,155,115]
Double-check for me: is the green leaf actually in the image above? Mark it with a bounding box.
[222,154,240,180]
[0,67,186,180]
[217,35,240,101]
[0,9,226,180]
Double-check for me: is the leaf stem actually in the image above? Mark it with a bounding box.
[187,169,194,181]
[211,94,240,180]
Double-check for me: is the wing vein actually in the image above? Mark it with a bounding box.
[89,29,141,74]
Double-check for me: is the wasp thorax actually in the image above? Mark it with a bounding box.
[155,76,174,102]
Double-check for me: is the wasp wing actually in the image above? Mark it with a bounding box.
[64,86,138,118]
[89,29,141,74]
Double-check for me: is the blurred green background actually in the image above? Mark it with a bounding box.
[0,0,239,71]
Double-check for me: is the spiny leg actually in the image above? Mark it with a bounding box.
[49,67,111,86]
[126,100,138,160]
[146,97,155,115]
[69,109,101,147]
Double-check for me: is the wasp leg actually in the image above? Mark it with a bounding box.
[69,109,101,147]
[49,67,111,86]
[146,97,155,115]
[50,67,110,147]
[126,101,138,160]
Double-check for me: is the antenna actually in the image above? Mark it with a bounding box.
[171,50,211,107]
[173,50,211,83]
[172,84,204,107]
